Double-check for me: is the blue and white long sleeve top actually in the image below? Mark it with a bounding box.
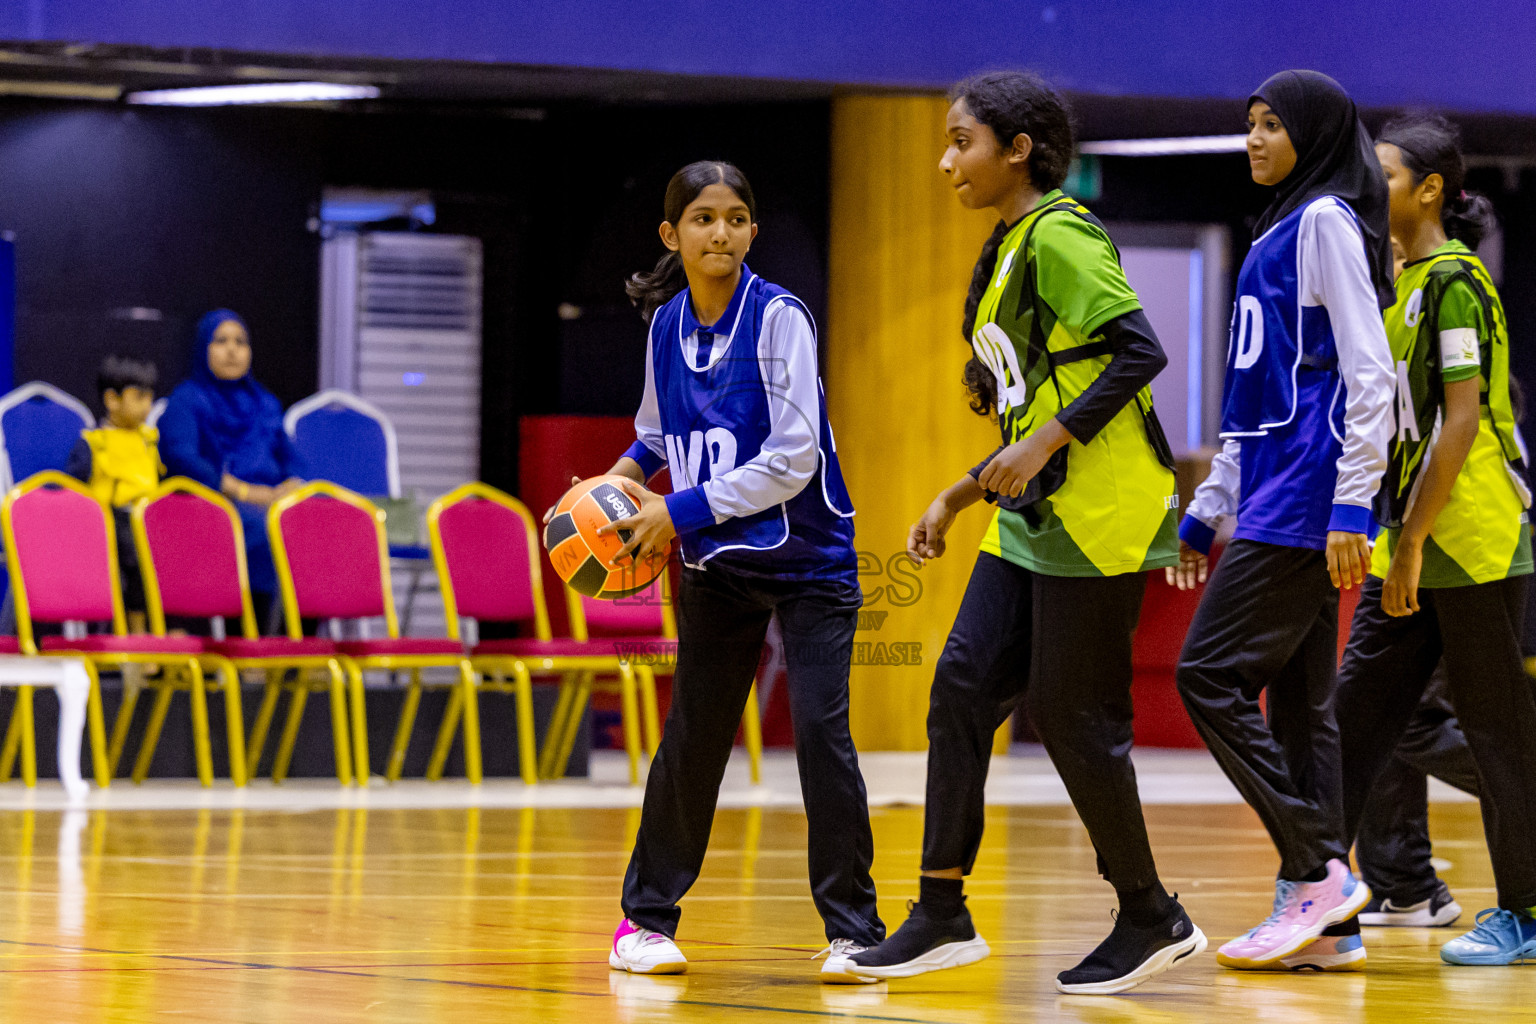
[623,267,857,582]
[1182,196,1394,553]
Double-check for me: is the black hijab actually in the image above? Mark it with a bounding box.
[1250,70,1395,309]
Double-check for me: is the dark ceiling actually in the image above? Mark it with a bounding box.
[0,40,1534,158]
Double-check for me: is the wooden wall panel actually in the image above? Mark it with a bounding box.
[826,94,1002,750]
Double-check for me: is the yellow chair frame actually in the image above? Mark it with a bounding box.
[0,471,236,787]
[269,480,481,787]
[425,482,644,784]
[133,477,354,786]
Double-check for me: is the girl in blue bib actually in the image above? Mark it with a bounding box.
[597,161,883,982]
[1173,70,1395,970]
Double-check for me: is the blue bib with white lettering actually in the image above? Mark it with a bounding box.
[1219,197,1362,549]
[650,268,857,582]
[1222,201,1346,439]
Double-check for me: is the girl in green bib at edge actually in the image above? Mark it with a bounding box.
[1333,113,1536,967]
[847,70,1204,995]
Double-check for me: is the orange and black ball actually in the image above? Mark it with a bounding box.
[544,475,668,599]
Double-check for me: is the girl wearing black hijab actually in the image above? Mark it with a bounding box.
[1168,70,1396,970]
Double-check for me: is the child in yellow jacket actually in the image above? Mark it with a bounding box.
[66,355,163,627]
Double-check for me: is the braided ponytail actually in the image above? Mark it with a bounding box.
[960,220,1009,417]
[948,71,1075,418]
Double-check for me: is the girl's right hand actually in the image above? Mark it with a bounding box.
[1164,541,1208,591]
[542,476,582,525]
[907,496,958,564]
[1381,538,1423,617]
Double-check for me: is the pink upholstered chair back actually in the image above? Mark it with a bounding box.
[3,473,119,633]
[271,485,393,628]
[572,575,673,639]
[431,488,544,634]
[136,483,249,628]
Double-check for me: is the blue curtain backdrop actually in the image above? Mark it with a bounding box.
[5,1,1534,114]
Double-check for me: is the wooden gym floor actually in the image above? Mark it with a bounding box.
[0,753,1532,1022]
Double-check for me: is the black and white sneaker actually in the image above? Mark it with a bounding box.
[846,901,989,980]
[1056,900,1206,995]
[1359,881,1462,927]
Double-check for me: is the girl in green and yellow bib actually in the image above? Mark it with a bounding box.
[847,71,1202,995]
[1334,113,1536,967]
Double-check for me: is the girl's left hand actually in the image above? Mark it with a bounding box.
[977,435,1052,498]
[1381,539,1422,617]
[543,476,582,525]
[599,481,677,565]
[1325,530,1371,591]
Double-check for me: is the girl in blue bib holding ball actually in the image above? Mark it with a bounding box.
[596,161,883,982]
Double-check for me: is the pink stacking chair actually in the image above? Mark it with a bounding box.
[268,481,479,786]
[427,482,643,784]
[133,478,354,785]
[568,577,763,784]
[0,471,227,787]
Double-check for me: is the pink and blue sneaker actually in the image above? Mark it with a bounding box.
[1440,909,1536,965]
[1217,859,1371,969]
[610,919,688,974]
[1277,932,1366,972]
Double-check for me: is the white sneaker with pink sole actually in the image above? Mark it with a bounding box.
[610,919,688,974]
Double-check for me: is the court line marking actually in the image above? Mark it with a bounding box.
[0,937,969,1023]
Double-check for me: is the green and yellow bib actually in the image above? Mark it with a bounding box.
[1371,240,1531,587]
[972,191,1179,578]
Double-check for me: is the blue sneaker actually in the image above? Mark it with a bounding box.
[1440,909,1536,965]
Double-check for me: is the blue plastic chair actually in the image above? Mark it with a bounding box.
[284,390,434,628]
[284,389,398,500]
[0,382,95,611]
[0,382,94,492]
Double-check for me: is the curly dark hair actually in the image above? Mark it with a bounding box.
[949,71,1075,417]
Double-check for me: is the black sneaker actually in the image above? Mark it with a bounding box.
[1359,880,1462,927]
[1056,899,1207,995]
[846,900,989,980]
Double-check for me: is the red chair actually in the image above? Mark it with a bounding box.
[567,577,763,784]
[268,480,480,786]
[426,482,643,784]
[133,478,355,785]
[0,471,228,786]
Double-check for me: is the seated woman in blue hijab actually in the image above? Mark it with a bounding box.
[159,309,306,624]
